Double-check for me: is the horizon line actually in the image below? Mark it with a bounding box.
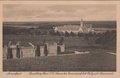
[3,20,116,22]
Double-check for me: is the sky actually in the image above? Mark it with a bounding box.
[3,4,116,22]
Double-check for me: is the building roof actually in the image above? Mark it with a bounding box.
[56,25,80,31]
[54,23,94,33]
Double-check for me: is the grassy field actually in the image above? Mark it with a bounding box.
[3,52,116,71]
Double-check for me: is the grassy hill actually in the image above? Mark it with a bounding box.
[3,52,116,71]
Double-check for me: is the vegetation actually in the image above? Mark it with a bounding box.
[3,21,116,53]
[95,30,116,47]
[16,45,21,58]
[3,30,116,53]
[44,44,48,56]
[35,45,41,57]
[57,46,61,54]
[7,47,13,59]
[58,36,64,45]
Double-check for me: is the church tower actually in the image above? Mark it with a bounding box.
[80,18,84,28]
[78,18,84,32]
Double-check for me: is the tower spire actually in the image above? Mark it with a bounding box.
[80,18,84,28]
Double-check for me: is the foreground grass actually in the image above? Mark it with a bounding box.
[3,52,116,71]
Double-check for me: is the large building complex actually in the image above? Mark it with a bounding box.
[54,19,94,34]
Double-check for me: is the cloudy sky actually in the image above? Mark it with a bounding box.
[3,4,116,21]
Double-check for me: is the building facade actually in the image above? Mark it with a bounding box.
[54,19,94,34]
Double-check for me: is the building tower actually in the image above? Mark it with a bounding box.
[80,18,84,28]
[78,18,84,32]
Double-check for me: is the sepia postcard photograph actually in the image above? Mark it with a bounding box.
[0,0,120,78]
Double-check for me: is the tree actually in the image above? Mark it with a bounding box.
[49,31,55,35]
[59,36,64,45]
[70,32,75,36]
[44,44,48,56]
[84,33,89,40]
[7,41,13,59]
[7,47,13,59]
[56,31,61,36]
[95,30,116,47]
[60,32,64,36]
[87,32,93,37]
[78,32,83,37]
[57,46,61,54]
[65,31,70,37]
[35,45,40,57]
[16,45,21,58]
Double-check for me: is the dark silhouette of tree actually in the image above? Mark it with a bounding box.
[49,31,56,35]
[57,46,61,54]
[65,31,70,37]
[6,41,13,59]
[35,45,40,57]
[95,30,116,47]
[16,45,21,58]
[60,32,64,36]
[78,32,83,37]
[87,32,93,37]
[44,44,48,56]
[59,36,64,45]
[56,31,61,36]
[7,47,13,59]
[70,32,75,36]
[83,33,89,40]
